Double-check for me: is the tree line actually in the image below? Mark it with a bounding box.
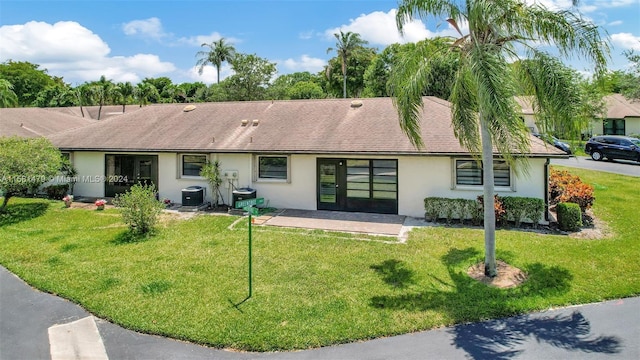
[2,32,637,115]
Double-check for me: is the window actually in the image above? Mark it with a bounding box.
[258,156,288,180]
[455,160,510,187]
[182,154,206,176]
[603,119,625,135]
[346,159,397,200]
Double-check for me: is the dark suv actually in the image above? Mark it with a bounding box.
[584,135,640,162]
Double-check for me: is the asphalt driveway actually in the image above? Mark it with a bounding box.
[551,156,640,177]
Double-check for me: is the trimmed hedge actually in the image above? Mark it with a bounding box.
[424,196,546,228]
[557,202,583,231]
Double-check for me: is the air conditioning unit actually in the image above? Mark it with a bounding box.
[182,186,205,206]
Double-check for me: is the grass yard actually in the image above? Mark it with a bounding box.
[0,166,638,351]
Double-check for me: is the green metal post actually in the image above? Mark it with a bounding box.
[248,212,252,298]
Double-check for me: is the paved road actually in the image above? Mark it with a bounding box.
[2,266,639,360]
[552,156,640,177]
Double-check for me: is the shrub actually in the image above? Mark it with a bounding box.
[470,200,483,225]
[113,183,165,234]
[424,197,445,221]
[549,169,595,212]
[557,202,583,231]
[524,198,546,229]
[502,196,528,227]
[477,195,506,225]
[43,184,69,200]
[558,182,594,212]
[442,199,456,224]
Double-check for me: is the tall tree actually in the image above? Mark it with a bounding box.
[115,82,135,112]
[87,75,117,120]
[134,82,160,107]
[619,50,640,100]
[32,83,77,108]
[327,31,369,98]
[0,61,56,106]
[0,79,19,108]
[224,53,276,101]
[196,38,237,84]
[391,0,608,276]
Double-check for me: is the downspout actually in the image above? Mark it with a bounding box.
[544,158,550,222]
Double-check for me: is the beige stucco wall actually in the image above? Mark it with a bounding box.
[626,117,640,136]
[71,151,106,198]
[397,157,547,218]
[69,152,549,219]
[590,117,640,136]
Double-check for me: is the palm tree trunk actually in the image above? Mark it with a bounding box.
[480,115,497,277]
[216,66,220,85]
[342,58,347,98]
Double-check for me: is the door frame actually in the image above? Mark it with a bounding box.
[316,157,399,214]
[316,158,346,211]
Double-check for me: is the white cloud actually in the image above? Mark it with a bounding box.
[0,21,110,62]
[185,64,233,85]
[277,55,326,73]
[178,32,240,47]
[611,32,640,51]
[122,17,166,40]
[298,30,315,40]
[324,9,464,46]
[0,21,176,84]
[608,20,624,26]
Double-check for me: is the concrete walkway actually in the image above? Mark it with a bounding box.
[261,209,408,237]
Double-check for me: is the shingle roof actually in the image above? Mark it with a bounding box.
[0,107,97,138]
[46,97,564,157]
[45,105,143,120]
[604,93,640,119]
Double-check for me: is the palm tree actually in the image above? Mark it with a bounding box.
[390,0,608,277]
[116,82,134,113]
[134,82,159,107]
[196,38,236,84]
[327,30,368,98]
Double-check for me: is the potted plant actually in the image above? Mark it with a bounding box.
[163,198,172,208]
[95,199,107,210]
[63,194,73,208]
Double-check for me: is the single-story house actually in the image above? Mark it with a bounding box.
[43,97,566,219]
[516,94,640,138]
[589,93,640,137]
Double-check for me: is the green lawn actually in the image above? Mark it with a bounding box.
[0,166,638,351]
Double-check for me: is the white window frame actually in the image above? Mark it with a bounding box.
[254,155,290,183]
[452,158,514,191]
[180,154,207,178]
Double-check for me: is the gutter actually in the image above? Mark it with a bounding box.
[55,148,570,158]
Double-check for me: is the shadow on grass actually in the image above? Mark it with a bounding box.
[0,201,50,227]
[111,229,156,245]
[370,247,621,357]
[370,259,416,288]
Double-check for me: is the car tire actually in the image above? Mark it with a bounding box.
[591,150,603,161]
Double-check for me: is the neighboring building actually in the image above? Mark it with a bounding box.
[517,94,640,138]
[45,97,566,218]
[514,96,539,134]
[589,94,640,137]
[0,107,96,138]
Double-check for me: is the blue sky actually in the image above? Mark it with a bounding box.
[1,0,639,86]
